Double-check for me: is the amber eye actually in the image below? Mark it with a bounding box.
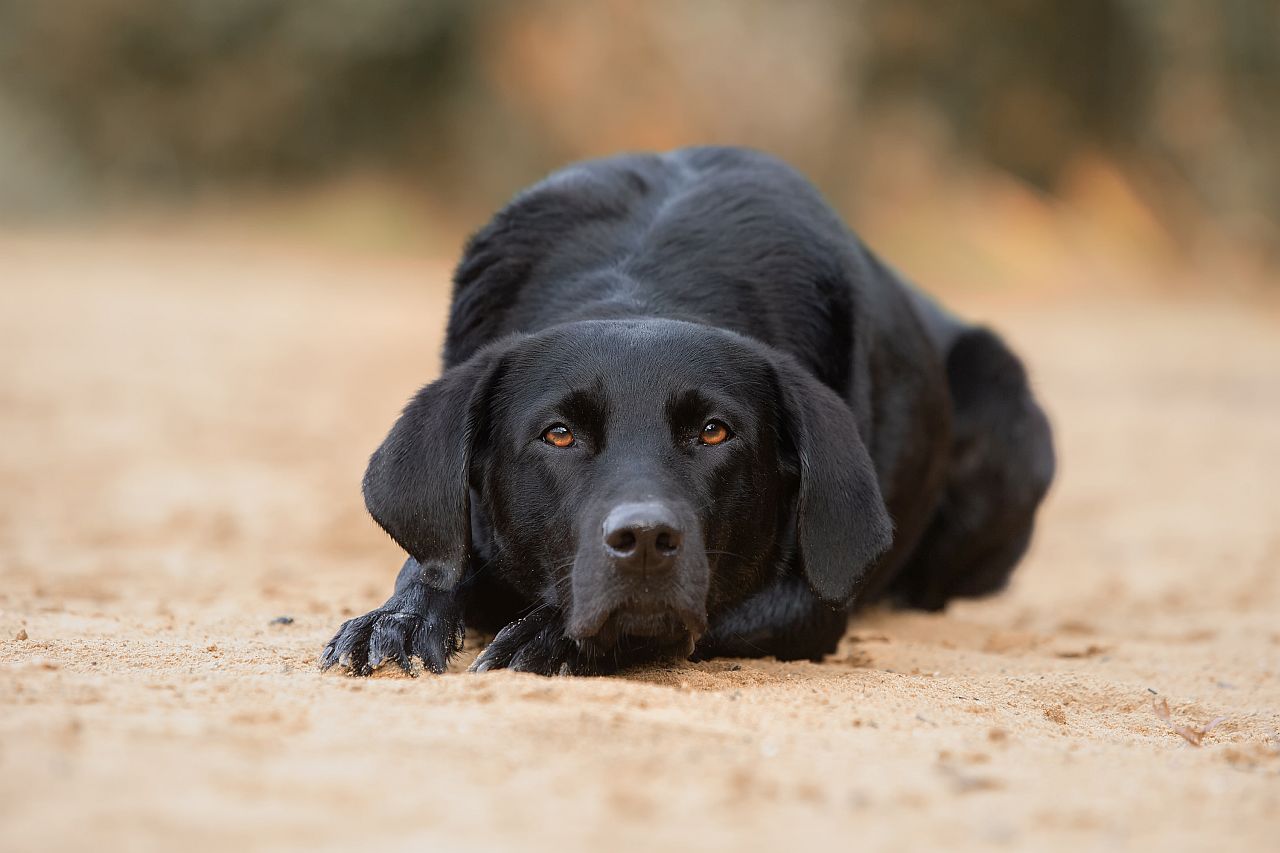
[543,424,575,448]
[699,420,731,446]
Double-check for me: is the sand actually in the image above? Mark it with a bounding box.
[1,231,1277,852]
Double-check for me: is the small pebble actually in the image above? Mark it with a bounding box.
[15,628,28,641]
[269,616,295,626]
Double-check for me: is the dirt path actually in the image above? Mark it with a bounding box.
[1,232,1278,851]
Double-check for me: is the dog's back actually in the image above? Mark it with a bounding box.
[446,147,887,398]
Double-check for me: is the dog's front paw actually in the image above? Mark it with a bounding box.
[320,587,463,676]
[468,609,605,676]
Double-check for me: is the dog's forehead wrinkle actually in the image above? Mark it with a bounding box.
[512,321,769,419]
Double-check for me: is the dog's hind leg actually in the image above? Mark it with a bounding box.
[886,327,1055,611]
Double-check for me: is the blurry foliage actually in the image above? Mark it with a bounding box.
[0,0,1277,272]
[0,0,478,201]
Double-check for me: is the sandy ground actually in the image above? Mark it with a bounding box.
[1,231,1278,852]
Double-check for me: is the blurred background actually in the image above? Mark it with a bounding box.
[4,5,1280,851]
[3,0,1279,290]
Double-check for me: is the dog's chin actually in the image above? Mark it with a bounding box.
[608,608,689,641]
[571,603,706,657]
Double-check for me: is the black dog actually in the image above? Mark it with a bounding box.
[321,147,1054,677]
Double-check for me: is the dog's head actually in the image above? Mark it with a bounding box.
[363,319,891,654]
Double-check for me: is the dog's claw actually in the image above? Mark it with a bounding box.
[320,588,463,677]
[467,650,495,674]
[368,614,414,674]
[467,609,605,676]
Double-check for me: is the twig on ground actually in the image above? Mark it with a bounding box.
[1151,697,1227,746]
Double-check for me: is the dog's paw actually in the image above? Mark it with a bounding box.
[468,609,605,676]
[320,590,463,676]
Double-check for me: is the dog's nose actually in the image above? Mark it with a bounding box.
[603,502,683,573]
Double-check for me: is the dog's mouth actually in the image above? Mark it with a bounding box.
[569,600,707,652]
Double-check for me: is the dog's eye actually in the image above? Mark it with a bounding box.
[699,420,731,446]
[543,424,575,448]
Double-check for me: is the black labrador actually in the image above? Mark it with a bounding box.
[321,147,1054,677]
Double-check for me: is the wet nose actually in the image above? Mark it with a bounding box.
[603,501,683,573]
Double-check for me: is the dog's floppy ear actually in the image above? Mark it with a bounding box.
[772,354,894,605]
[362,338,517,590]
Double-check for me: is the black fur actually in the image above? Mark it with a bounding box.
[321,146,1054,677]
